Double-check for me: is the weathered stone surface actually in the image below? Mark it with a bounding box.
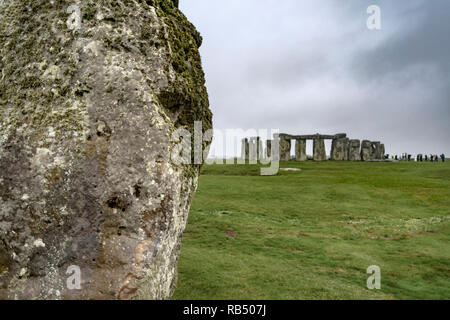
[0,0,212,300]
[313,138,326,161]
[249,137,258,162]
[361,140,372,161]
[348,139,361,161]
[330,138,349,161]
[279,137,291,161]
[295,139,307,161]
[241,138,249,160]
[257,137,263,161]
[343,138,350,161]
[266,140,272,159]
[280,133,346,140]
[371,142,382,160]
[330,139,338,161]
[380,144,385,159]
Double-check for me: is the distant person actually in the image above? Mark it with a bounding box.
[435,155,439,162]
[408,154,411,161]
[430,154,434,162]
[395,155,398,161]
[425,155,428,161]
[441,154,445,162]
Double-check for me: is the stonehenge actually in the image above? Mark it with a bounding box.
[295,139,307,161]
[241,138,250,160]
[361,140,372,161]
[349,140,362,161]
[369,142,382,160]
[279,137,292,161]
[249,137,258,161]
[266,140,272,159]
[330,136,349,161]
[313,136,327,161]
[241,133,386,162]
[241,137,267,161]
[258,137,264,161]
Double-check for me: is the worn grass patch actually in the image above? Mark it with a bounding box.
[173,161,450,300]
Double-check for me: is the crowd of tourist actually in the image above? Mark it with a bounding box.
[385,153,446,162]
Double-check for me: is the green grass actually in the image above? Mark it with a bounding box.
[172,161,450,300]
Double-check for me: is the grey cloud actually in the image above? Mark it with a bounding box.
[181,0,450,157]
[352,0,450,82]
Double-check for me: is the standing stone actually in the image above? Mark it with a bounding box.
[343,138,350,161]
[361,140,372,161]
[257,137,264,161]
[372,142,382,160]
[348,139,361,161]
[271,134,281,161]
[330,138,348,161]
[249,137,258,162]
[380,144,385,159]
[279,137,291,161]
[0,0,212,300]
[295,139,307,161]
[241,138,249,160]
[369,143,376,160]
[266,140,272,159]
[245,139,250,160]
[313,137,327,161]
[330,139,338,160]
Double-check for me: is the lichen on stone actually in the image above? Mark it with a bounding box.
[0,0,212,300]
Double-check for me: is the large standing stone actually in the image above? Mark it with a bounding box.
[348,139,361,161]
[380,144,385,159]
[313,137,327,161]
[343,138,350,161]
[330,138,349,161]
[266,140,272,159]
[249,137,258,162]
[330,139,338,160]
[371,142,382,160]
[295,139,307,161]
[280,137,291,161]
[257,137,264,161]
[0,0,212,300]
[241,138,249,160]
[361,140,372,161]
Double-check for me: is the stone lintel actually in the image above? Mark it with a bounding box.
[279,133,347,140]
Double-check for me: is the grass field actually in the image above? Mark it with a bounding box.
[172,161,450,300]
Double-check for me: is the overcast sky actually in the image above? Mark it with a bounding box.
[180,0,450,157]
